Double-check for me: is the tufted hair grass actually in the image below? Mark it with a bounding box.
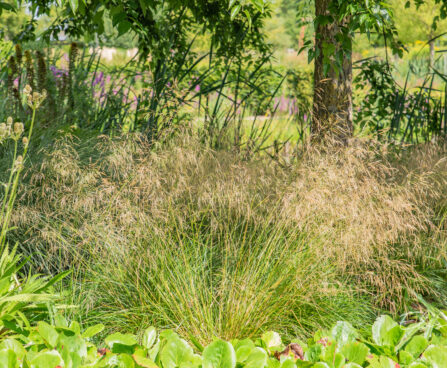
[8,133,447,342]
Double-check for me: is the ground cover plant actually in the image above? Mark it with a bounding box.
[2,308,447,367]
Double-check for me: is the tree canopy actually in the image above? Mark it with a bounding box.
[0,0,29,40]
[4,0,447,70]
[12,0,270,61]
[3,0,447,143]
[392,0,447,45]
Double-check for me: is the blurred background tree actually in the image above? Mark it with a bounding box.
[392,0,447,67]
[0,0,29,40]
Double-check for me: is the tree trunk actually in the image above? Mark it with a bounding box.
[298,23,306,50]
[429,39,435,69]
[312,0,353,144]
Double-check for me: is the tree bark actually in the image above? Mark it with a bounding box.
[298,23,306,50]
[312,0,353,144]
[429,39,435,69]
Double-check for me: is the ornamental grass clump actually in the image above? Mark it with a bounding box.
[10,133,447,343]
[279,141,447,312]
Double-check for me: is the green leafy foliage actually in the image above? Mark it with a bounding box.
[354,58,447,143]
[1,313,447,367]
[0,1,15,15]
[17,0,269,62]
[203,340,235,368]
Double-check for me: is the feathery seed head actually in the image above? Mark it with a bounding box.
[23,84,32,96]
[0,123,7,139]
[14,155,23,170]
[14,122,24,136]
[26,88,47,109]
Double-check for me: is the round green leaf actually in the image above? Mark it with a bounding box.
[422,345,447,368]
[133,353,159,368]
[160,336,194,368]
[244,347,268,368]
[331,321,358,347]
[341,342,369,365]
[37,322,59,348]
[408,362,429,368]
[0,339,26,360]
[142,327,157,350]
[0,349,18,368]
[405,336,429,358]
[234,339,255,363]
[399,350,415,365]
[105,333,138,348]
[279,358,297,368]
[372,315,403,347]
[203,340,236,368]
[82,324,105,339]
[312,363,330,368]
[261,332,282,349]
[29,351,64,368]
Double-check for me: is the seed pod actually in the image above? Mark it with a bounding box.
[22,136,29,146]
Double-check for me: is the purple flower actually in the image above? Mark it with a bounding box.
[50,65,68,79]
[280,96,287,112]
[194,84,200,93]
[93,71,104,87]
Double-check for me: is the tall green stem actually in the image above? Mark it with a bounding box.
[0,107,37,249]
[0,141,18,222]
